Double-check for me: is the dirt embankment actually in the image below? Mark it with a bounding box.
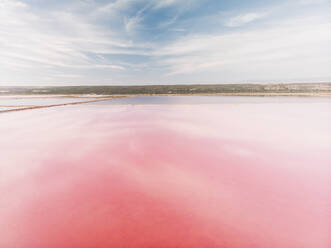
[0,96,124,114]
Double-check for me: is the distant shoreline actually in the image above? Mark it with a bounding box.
[0,93,331,98]
[1,83,330,96]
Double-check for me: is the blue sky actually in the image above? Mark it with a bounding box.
[0,0,330,85]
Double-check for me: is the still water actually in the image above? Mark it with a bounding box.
[0,97,330,248]
[91,95,331,104]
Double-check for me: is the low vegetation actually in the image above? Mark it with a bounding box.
[1,83,330,95]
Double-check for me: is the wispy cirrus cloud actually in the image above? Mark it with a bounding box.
[224,12,268,27]
[0,0,330,85]
[156,13,331,82]
[0,0,142,84]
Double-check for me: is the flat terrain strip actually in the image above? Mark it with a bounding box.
[0,98,119,114]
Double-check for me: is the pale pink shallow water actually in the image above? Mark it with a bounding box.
[0,100,330,248]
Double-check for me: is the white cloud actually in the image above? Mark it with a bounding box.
[124,4,151,33]
[98,0,193,13]
[0,0,330,85]
[95,64,125,70]
[154,0,177,9]
[124,14,143,33]
[156,16,331,81]
[298,0,330,5]
[98,0,135,13]
[224,12,267,27]
[0,0,138,84]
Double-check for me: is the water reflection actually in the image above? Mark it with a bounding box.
[0,101,330,248]
[91,95,331,105]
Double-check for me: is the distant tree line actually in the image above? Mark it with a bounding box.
[1,83,330,95]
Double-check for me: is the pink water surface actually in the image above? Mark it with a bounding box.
[0,102,330,248]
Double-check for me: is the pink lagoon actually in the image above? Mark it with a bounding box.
[0,96,330,248]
